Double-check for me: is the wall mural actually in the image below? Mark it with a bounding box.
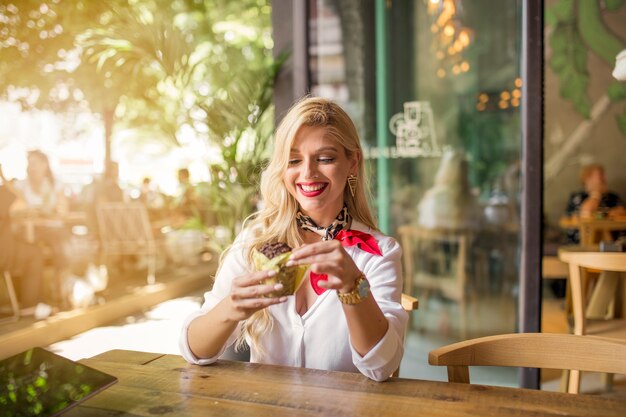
[545,0,626,181]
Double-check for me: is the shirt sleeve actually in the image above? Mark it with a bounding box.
[605,192,625,209]
[179,231,252,365]
[349,236,408,381]
[565,192,582,216]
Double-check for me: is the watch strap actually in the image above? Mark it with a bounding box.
[337,273,370,305]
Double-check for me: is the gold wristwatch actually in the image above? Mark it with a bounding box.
[337,273,370,305]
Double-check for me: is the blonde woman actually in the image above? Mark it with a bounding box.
[180,97,407,381]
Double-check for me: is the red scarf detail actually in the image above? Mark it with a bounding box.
[310,230,382,295]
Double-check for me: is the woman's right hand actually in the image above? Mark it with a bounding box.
[226,270,287,321]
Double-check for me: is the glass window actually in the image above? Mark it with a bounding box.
[309,0,523,387]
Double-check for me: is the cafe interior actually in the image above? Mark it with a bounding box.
[1,0,626,414]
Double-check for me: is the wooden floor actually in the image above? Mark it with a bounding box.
[0,260,216,360]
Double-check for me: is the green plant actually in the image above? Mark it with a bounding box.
[546,0,626,134]
[190,50,288,247]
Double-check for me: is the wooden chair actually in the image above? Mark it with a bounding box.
[392,293,419,378]
[557,249,626,392]
[397,225,471,338]
[0,270,20,323]
[96,202,157,285]
[428,333,626,393]
[401,293,419,311]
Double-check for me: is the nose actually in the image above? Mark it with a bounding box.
[304,158,319,179]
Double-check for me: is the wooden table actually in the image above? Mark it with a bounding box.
[69,350,625,416]
[560,217,626,246]
[11,209,86,243]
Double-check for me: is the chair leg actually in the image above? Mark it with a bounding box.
[559,369,569,393]
[568,369,581,394]
[147,254,156,285]
[459,298,468,340]
[2,271,20,322]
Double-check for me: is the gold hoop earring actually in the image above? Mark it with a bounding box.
[347,174,357,197]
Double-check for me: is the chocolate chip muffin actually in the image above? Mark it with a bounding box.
[253,242,308,297]
[258,242,292,260]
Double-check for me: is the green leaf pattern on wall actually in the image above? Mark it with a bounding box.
[549,20,591,118]
[618,112,626,135]
[546,0,625,130]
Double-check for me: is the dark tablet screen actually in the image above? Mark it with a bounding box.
[0,347,117,416]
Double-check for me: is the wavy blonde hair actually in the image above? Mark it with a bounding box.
[234,96,378,355]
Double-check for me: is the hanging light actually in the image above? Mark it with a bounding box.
[427,0,473,78]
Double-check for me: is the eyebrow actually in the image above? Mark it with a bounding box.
[289,146,339,154]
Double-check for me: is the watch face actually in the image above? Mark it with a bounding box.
[357,278,370,298]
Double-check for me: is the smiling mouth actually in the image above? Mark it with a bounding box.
[297,183,328,197]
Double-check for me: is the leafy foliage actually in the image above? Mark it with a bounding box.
[545,0,626,127]
[548,17,591,118]
[0,0,282,245]
[618,110,626,136]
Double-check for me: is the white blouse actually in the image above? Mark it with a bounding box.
[179,221,408,382]
[14,178,62,212]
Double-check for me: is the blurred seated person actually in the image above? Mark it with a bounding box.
[171,168,200,225]
[563,164,626,244]
[83,161,126,238]
[0,168,51,318]
[175,168,196,214]
[9,151,71,303]
[95,161,125,204]
[11,150,68,214]
[139,176,165,208]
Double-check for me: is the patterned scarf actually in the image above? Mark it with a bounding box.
[296,205,351,241]
[296,205,383,295]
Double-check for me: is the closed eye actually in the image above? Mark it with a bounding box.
[288,159,301,166]
[318,157,335,163]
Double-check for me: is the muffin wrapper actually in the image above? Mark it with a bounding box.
[252,249,308,297]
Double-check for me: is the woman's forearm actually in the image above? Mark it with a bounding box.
[187,298,240,359]
[580,193,601,217]
[342,295,389,357]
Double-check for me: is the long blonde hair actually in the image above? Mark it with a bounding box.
[235,96,378,354]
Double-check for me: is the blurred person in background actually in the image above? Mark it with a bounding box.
[563,164,626,244]
[139,176,165,209]
[0,164,52,318]
[83,161,126,238]
[11,150,68,214]
[96,161,125,204]
[9,150,72,306]
[175,168,200,215]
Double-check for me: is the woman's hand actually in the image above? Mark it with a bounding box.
[286,240,361,293]
[226,270,287,321]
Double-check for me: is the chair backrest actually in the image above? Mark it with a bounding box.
[428,333,626,392]
[401,293,419,311]
[96,202,155,255]
[397,225,469,300]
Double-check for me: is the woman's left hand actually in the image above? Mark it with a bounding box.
[286,240,361,293]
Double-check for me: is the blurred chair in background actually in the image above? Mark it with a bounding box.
[398,225,472,339]
[96,202,157,285]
